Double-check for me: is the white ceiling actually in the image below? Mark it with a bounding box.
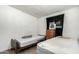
[10,5,79,18]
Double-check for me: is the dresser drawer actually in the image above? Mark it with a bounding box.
[46,29,55,39]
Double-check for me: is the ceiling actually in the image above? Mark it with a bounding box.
[10,5,79,18]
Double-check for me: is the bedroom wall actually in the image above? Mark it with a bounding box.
[38,7,79,39]
[0,6,38,52]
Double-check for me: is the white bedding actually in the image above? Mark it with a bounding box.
[37,37,79,54]
[16,36,45,47]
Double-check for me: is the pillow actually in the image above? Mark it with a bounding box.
[21,35,32,39]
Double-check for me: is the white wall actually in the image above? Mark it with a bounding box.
[38,7,79,39]
[0,6,38,52]
[63,7,79,39]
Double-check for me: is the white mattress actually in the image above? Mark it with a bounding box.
[17,36,44,47]
[37,37,79,54]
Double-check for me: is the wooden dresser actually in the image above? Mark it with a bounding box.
[46,29,55,39]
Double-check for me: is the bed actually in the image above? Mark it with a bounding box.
[11,35,45,53]
[37,37,79,54]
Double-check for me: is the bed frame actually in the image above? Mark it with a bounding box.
[11,38,45,53]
